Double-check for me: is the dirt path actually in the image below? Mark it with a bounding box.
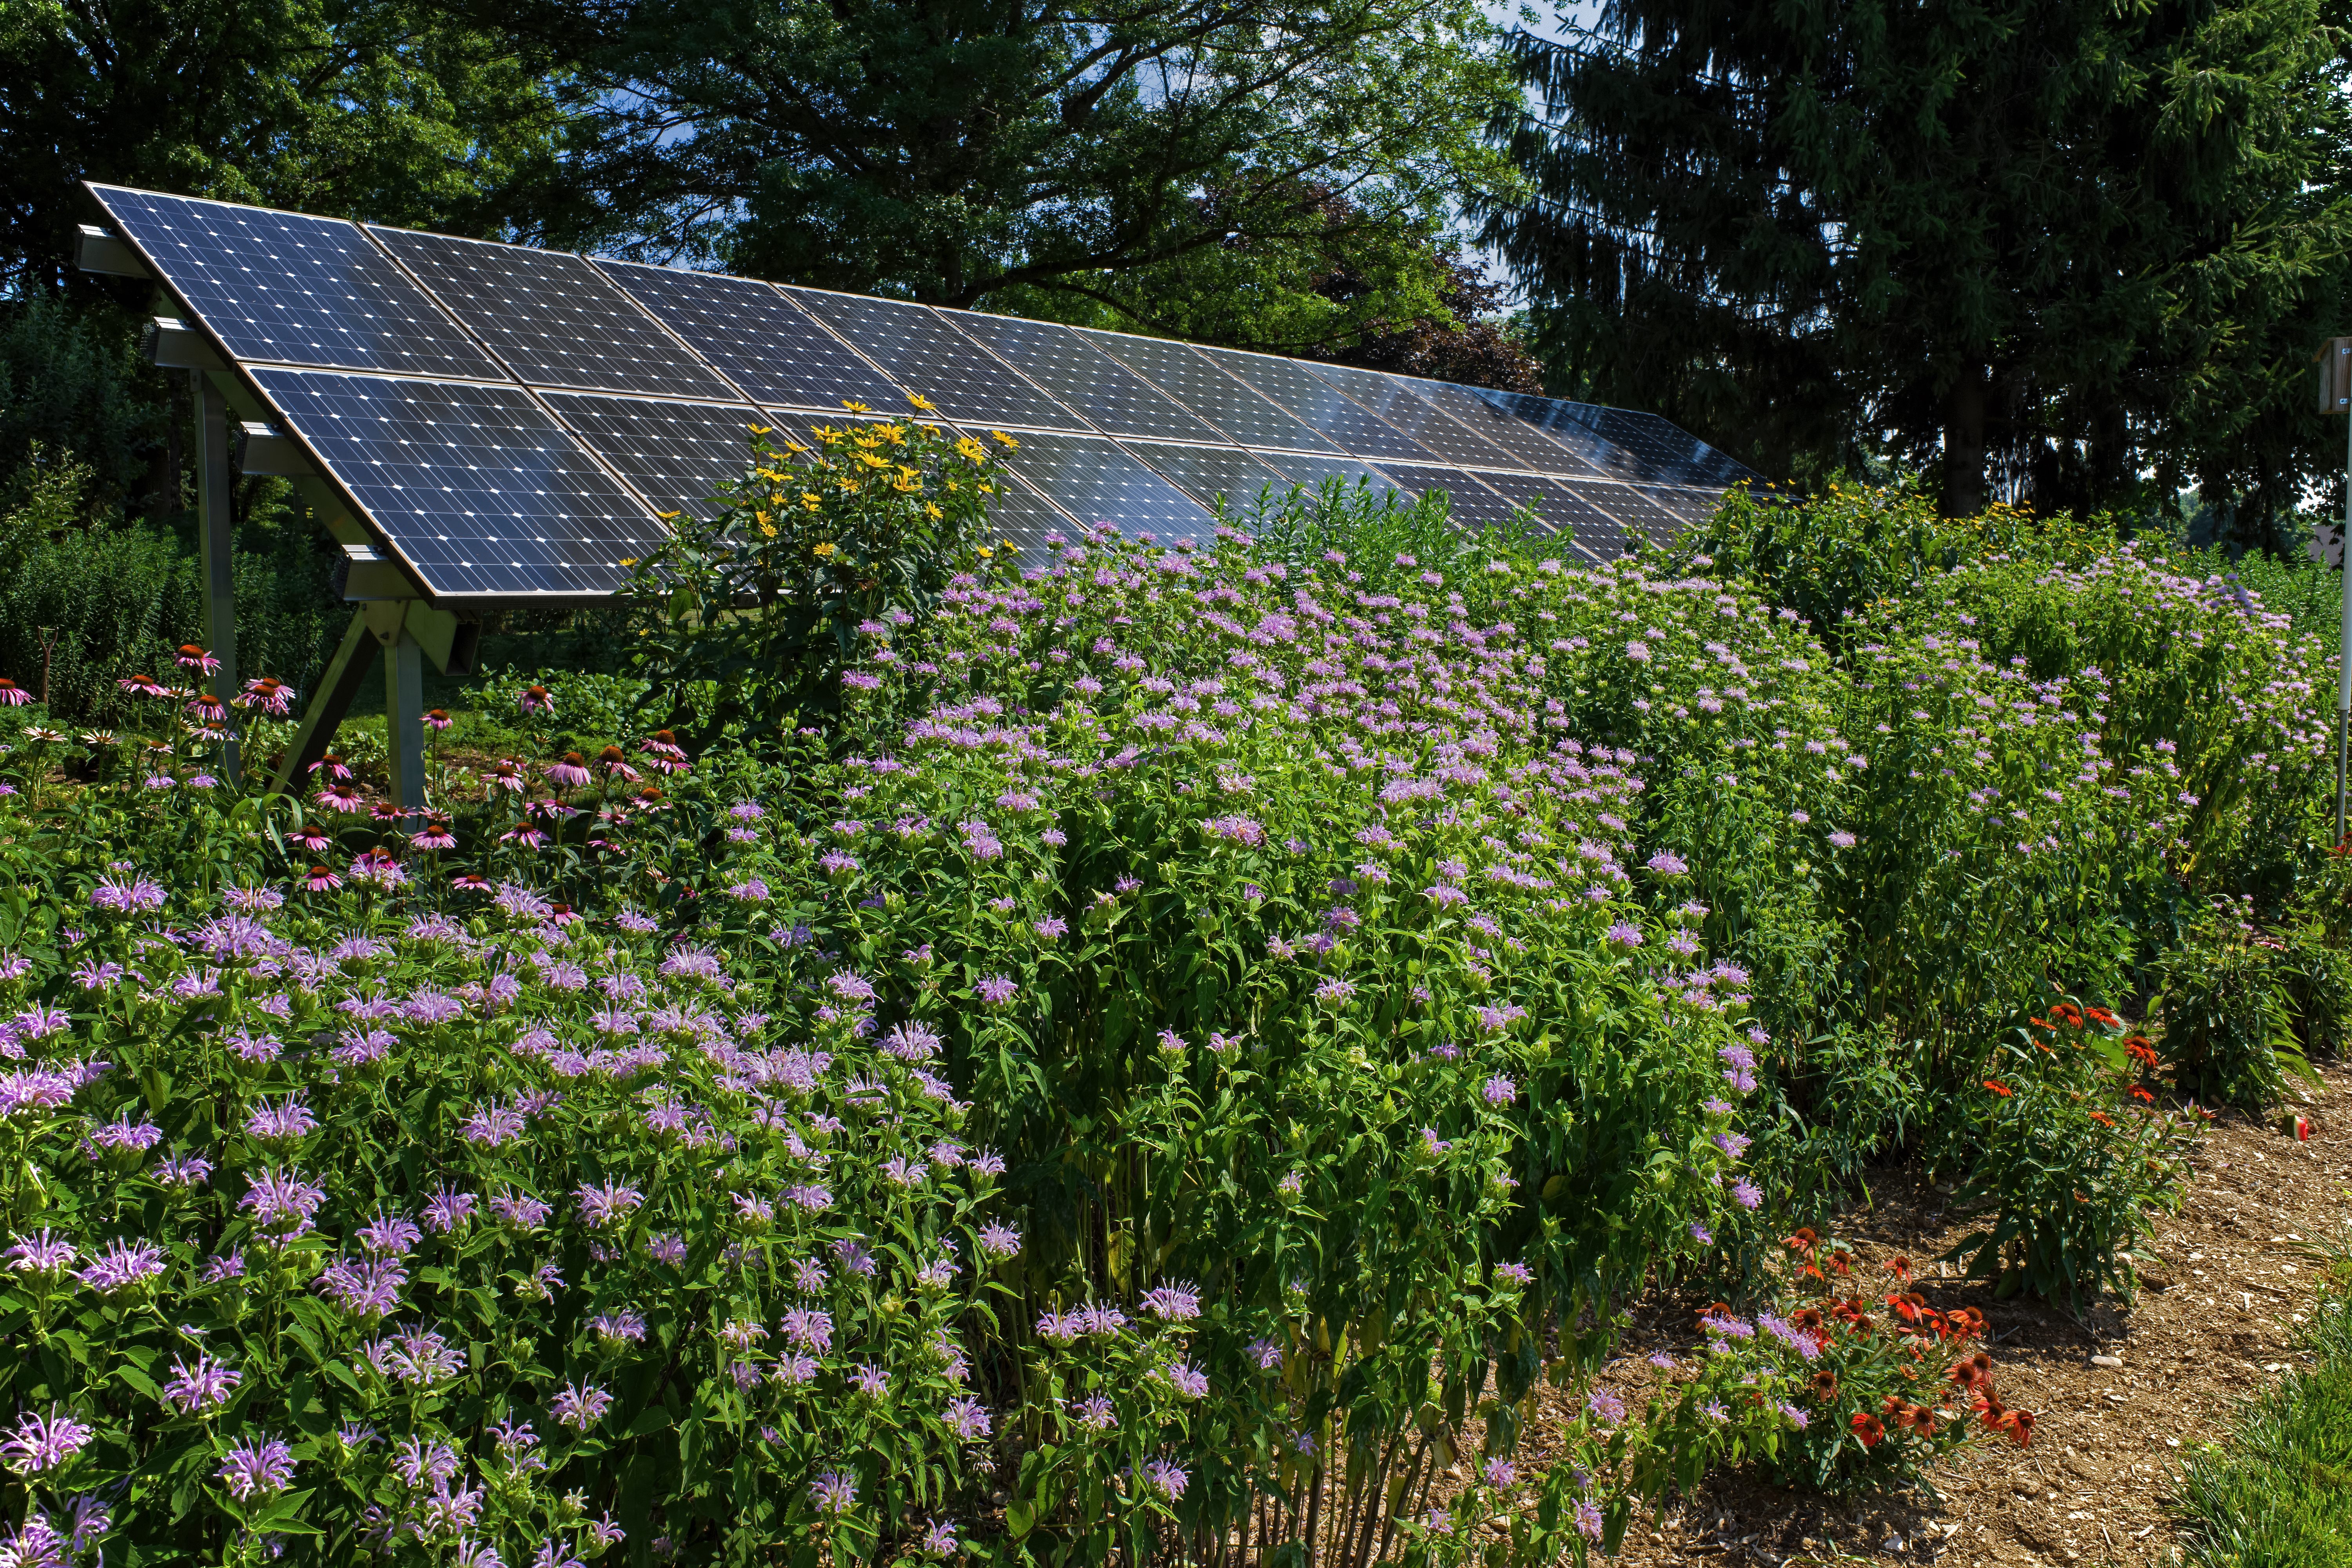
[1508,1065,2350,1566]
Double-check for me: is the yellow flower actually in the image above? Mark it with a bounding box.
[908,394,937,412]
[955,437,988,463]
[945,478,960,491]
[813,541,836,557]
[990,431,1019,448]
[840,399,871,414]
[813,425,843,445]
[654,510,681,522]
[924,501,944,519]
[856,450,890,470]
[976,546,993,558]
[747,424,770,435]
[619,556,639,566]
[978,480,995,494]
[783,441,809,454]
[758,519,777,537]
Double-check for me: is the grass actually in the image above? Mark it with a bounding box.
[2171,1249,2352,1566]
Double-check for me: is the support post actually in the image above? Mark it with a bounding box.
[2338,404,2351,845]
[190,372,240,781]
[384,630,428,824]
[274,609,377,794]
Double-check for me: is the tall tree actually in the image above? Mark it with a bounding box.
[483,0,1515,314]
[1479,0,2352,518]
[0,0,583,292]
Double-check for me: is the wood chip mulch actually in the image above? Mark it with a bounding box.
[1474,1064,2350,1567]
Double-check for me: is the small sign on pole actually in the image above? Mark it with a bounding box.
[2323,338,2352,843]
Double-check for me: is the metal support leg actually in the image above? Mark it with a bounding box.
[190,372,240,782]
[384,630,428,824]
[274,609,376,794]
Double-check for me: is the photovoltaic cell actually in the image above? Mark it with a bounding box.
[786,290,1077,431]
[1258,452,1406,496]
[1080,331,1341,454]
[1199,347,1438,462]
[88,185,501,380]
[1127,444,1288,512]
[1572,406,1756,487]
[1474,391,1640,479]
[1375,464,1530,528]
[1642,487,1724,530]
[1584,483,1685,548]
[1469,469,1573,538]
[251,369,661,599]
[596,261,898,413]
[369,229,734,400]
[1537,479,1633,561]
[988,432,1211,539]
[541,393,764,524]
[1300,362,1519,468]
[989,471,1076,555]
[951,315,1221,442]
[1418,380,1610,473]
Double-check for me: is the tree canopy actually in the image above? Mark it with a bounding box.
[1480,0,2352,523]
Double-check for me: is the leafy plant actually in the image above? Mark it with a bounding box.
[2156,900,2314,1109]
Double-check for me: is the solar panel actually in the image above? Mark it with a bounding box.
[986,470,1076,552]
[1536,479,1634,561]
[987,431,1212,540]
[950,315,1221,442]
[786,291,1078,431]
[1583,482,1686,547]
[88,185,502,381]
[1079,331,1341,453]
[1644,487,1725,530]
[1199,347,1439,462]
[1126,443,1288,512]
[1258,451,1408,495]
[368,229,734,400]
[251,369,661,599]
[1473,391,1643,479]
[596,262,898,413]
[1375,464,1534,528]
[541,393,765,524]
[1418,380,1610,473]
[1466,470,1572,538]
[1571,406,1754,486]
[1298,362,1519,468]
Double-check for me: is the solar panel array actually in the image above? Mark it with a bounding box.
[87,181,1760,603]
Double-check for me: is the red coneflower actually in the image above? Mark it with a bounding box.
[1849,1412,1884,1447]
[1827,1250,1854,1276]
[1902,1405,1939,1436]
[2089,1111,2117,1128]
[1809,1371,1840,1403]
[1782,1227,1819,1255]
[2011,1409,2037,1447]
[302,865,342,893]
[1884,1256,1912,1282]
[2129,1086,2155,1104]
[2124,1036,2160,1070]
[2085,1005,2120,1027]
[175,644,221,674]
[1984,1079,2013,1098]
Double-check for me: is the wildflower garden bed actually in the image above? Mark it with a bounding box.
[0,468,2345,1566]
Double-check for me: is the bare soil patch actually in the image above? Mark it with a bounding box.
[1501,1066,2350,1567]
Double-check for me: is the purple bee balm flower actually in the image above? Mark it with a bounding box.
[1073,1395,1115,1432]
[1140,1282,1201,1322]
[1422,883,1470,907]
[1482,1075,1517,1105]
[421,1186,477,1234]
[1605,922,1643,949]
[781,1307,834,1354]
[975,975,1017,1006]
[551,1382,613,1432]
[919,1519,958,1557]
[942,1397,991,1441]
[977,1224,1021,1261]
[1143,1460,1188,1499]
[243,1096,316,1143]
[1731,1178,1763,1210]
[809,1469,858,1514]
[768,1354,818,1388]
[1645,850,1690,877]
[316,1255,407,1321]
[162,1354,241,1415]
[1690,1221,1714,1245]
[1493,1261,1534,1285]
[77,1239,167,1293]
[1586,1389,1625,1425]
[1163,1363,1209,1398]
[1574,1500,1604,1542]
[573,1182,644,1228]
[7,1229,78,1275]
[1,1407,95,1474]
[591,1310,647,1346]
[1482,1457,1516,1488]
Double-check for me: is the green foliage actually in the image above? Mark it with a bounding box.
[2172,1251,2352,1566]
[481,0,1515,318]
[2155,900,2315,1110]
[465,668,656,754]
[1483,0,2352,518]
[0,300,166,511]
[622,417,997,749]
[1942,1005,2196,1308]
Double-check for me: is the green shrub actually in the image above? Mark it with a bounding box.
[2156,900,2313,1109]
[1944,1003,2197,1306]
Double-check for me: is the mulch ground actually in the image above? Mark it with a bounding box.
[1490,1063,2350,1567]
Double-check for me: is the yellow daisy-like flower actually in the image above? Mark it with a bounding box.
[619,556,639,566]
[891,475,921,493]
[747,424,770,435]
[945,478,960,491]
[917,423,941,437]
[783,441,809,454]
[837,475,860,493]
[990,431,1020,448]
[813,425,843,446]
[955,437,988,463]
[802,493,822,511]
[907,394,937,412]
[840,399,871,414]
[976,546,993,558]
[813,541,836,557]
[923,501,944,519]
[978,480,995,494]
[654,510,682,522]
[758,519,777,537]
[856,452,891,471]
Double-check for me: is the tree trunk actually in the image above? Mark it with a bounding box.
[1942,365,1987,517]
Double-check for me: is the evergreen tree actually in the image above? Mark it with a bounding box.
[1481,0,2352,519]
